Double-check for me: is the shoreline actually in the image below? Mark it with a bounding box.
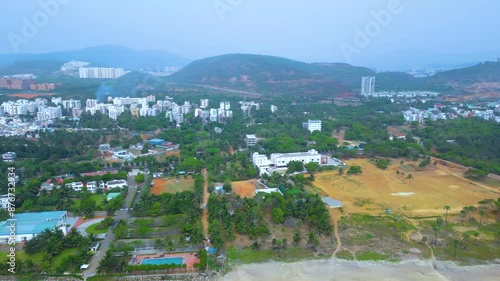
[220,258,500,281]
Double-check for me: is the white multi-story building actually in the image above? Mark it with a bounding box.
[62,99,81,110]
[79,67,126,79]
[245,134,257,147]
[361,76,376,95]
[108,105,125,120]
[37,106,62,121]
[86,99,98,108]
[252,152,272,167]
[304,119,322,133]
[271,105,278,113]
[209,108,218,122]
[51,97,62,105]
[200,99,209,109]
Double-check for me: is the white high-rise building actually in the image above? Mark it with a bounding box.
[304,119,322,133]
[361,76,376,95]
[79,67,126,79]
[86,99,98,108]
[62,99,81,110]
[200,99,209,109]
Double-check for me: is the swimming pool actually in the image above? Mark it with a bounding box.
[141,257,184,265]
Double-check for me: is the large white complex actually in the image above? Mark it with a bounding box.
[252,149,322,174]
[37,106,62,121]
[361,76,376,95]
[270,149,321,167]
[79,67,126,79]
[304,119,322,133]
[0,211,68,243]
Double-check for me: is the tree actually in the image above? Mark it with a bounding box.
[141,143,149,154]
[462,233,470,249]
[432,225,441,245]
[293,232,302,246]
[338,167,344,176]
[286,161,304,174]
[479,210,486,225]
[304,162,320,174]
[134,173,145,183]
[444,205,451,223]
[282,238,288,250]
[347,165,362,175]
[453,239,460,257]
[307,232,319,251]
[271,207,285,224]
[460,210,466,223]
[471,231,479,246]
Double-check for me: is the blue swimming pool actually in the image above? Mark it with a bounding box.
[141,257,184,265]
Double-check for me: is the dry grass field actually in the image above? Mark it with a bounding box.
[231,180,257,198]
[151,177,194,195]
[314,159,499,216]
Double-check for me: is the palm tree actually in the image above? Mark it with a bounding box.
[293,232,302,246]
[453,239,460,257]
[444,205,451,223]
[432,226,441,245]
[479,210,486,225]
[473,231,479,246]
[460,210,466,223]
[462,233,470,249]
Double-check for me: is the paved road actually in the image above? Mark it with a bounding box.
[76,218,105,237]
[83,172,145,278]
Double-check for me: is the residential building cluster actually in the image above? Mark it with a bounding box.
[79,67,126,79]
[0,77,61,91]
[367,91,441,98]
[64,179,127,192]
[402,101,500,123]
[84,96,234,124]
[60,60,90,71]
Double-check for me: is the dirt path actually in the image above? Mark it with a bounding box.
[329,209,342,257]
[202,168,209,239]
[229,145,235,155]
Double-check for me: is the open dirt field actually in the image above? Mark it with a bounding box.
[151,177,194,195]
[231,180,256,198]
[314,159,499,216]
[8,93,55,99]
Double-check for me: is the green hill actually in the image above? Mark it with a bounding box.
[167,54,374,97]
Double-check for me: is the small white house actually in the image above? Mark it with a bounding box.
[67,182,84,191]
[86,181,97,193]
[106,180,127,189]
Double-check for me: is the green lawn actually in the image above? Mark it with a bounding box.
[3,248,78,268]
[226,247,317,264]
[86,223,110,235]
[51,248,79,266]
[72,194,107,209]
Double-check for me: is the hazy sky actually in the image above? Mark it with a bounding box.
[1,0,499,69]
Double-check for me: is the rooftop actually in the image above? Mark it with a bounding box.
[0,211,66,236]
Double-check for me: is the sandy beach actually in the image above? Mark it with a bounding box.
[220,259,500,281]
